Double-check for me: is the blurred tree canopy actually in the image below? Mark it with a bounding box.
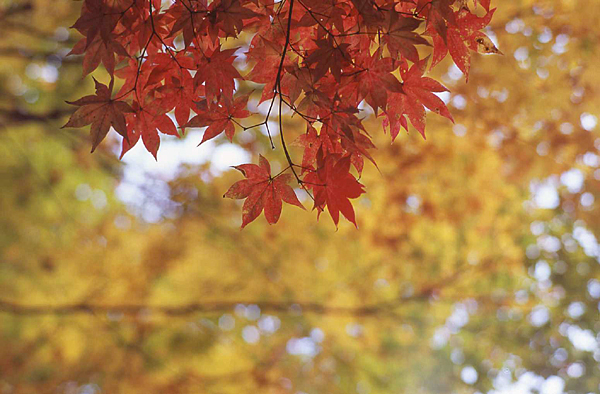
[1,0,600,393]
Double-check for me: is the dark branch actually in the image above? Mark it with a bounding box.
[0,108,72,125]
[0,298,427,318]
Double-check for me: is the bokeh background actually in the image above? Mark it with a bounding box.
[1,0,600,393]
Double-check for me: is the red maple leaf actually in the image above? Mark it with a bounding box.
[384,57,453,140]
[167,0,213,48]
[304,37,351,83]
[156,69,201,129]
[70,0,119,47]
[401,57,454,123]
[185,94,252,144]
[62,78,133,152]
[416,0,455,43]
[120,101,178,160]
[212,0,260,38]
[429,8,498,79]
[224,155,305,228]
[354,48,403,112]
[382,13,429,64]
[69,35,129,77]
[477,0,491,11]
[193,45,242,103]
[304,154,365,228]
[292,125,321,174]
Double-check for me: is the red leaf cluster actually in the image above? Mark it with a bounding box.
[224,155,305,228]
[64,0,499,227]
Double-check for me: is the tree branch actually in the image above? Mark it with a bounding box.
[0,298,426,318]
[0,108,72,125]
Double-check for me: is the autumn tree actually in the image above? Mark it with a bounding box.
[63,0,500,227]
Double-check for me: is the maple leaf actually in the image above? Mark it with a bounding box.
[224,155,304,228]
[292,125,321,174]
[354,48,403,112]
[401,57,454,123]
[416,0,456,42]
[167,0,213,48]
[120,101,178,160]
[246,36,290,103]
[156,70,201,129]
[326,107,377,168]
[69,35,129,77]
[246,37,284,84]
[304,155,365,227]
[382,57,453,141]
[185,94,252,144]
[212,0,260,38]
[384,91,425,140]
[288,66,333,117]
[70,0,119,48]
[297,0,346,33]
[429,8,499,79]
[193,45,242,103]
[348,0,385,31]
[114,60,154,98]
[304,37,351,83]
[476,0,491,12]
[63,78,133,152]
[382,13,429,64]
[123,7,173,55]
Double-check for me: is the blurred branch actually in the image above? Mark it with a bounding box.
[0,2,33,19]
[0,298,427,318]
[0,20,60,40]
[0,107,71,125]
[0,261,503,320]
[0,47,78,62]
[0,2,64,40]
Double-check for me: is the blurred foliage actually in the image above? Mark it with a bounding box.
[1,0,600,394]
